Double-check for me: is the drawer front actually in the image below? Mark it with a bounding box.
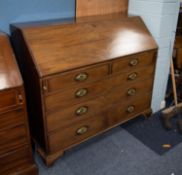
[105,94,151,126]
[111,64,155,87]
[112,51,156,74]
[48,94,151,152]
[49,115,106,152]
[107,78,154,104]
[46,78,153,132]
[0,90,19,111]
[45,78,111,112]
[0,125,28,155]
[44,64,109,93]
[0,109,25,131]
[0,147,33,175]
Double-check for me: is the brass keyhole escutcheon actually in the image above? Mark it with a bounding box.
[127,88,136,96]
[126,106,135,113]
[76,106,88,116]
[76,126,89,135]
[129,59,139,66]
[18,94,23,104]
[43,85,48,91]
[75,88,88,98]
[75,73,88,82]
[128,72,138,81]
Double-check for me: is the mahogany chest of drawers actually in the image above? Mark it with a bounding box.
[0,33,38,174]
[11,14,158,166]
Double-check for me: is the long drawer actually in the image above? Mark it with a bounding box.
[0,109,25,131]
[0,89,22,112]
[0,147,33,175]
[48,93,151,152]
[0,125,28,155]
[46,78,154,132]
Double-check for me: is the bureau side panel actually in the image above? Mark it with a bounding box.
[11,29,47,151]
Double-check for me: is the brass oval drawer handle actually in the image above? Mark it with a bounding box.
[75,73,88,82]
[129,59,139,66]
[127,88,136,96]
[76,126,89,135]
[128,72,138,81]
[126,106,135,113]
[75,106,88,116]
[75,88,88,98]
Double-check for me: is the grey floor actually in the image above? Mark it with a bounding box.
[35,127,182,175]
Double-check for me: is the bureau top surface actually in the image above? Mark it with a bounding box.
[12,14,158,77]
[0,33,22,91]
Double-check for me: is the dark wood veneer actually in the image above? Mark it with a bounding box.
[0,32,38,175]
[11,14,158,166]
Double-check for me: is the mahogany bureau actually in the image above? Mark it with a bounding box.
[11,14,158,166]
[0,33,38,174]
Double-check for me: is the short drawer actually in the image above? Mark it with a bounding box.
[45,78,111,112]
[49,115,106,152]
[44,64,109,93]
[0,125,28,155]
[0,90,20,111]
[112,51,156,74]
[0,109,25,132]
[0,147,33,175]
[105,93,152,126]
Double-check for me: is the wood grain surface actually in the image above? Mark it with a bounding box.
[0,33,38,175]
[12,16,157,77]
[76,0,128,18]
[11,14,158,166]
[0,33,22,90]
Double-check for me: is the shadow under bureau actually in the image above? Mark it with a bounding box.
[0,33,38,174]
[11,14,158,166]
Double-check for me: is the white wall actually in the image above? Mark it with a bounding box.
[129,0,180,112]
